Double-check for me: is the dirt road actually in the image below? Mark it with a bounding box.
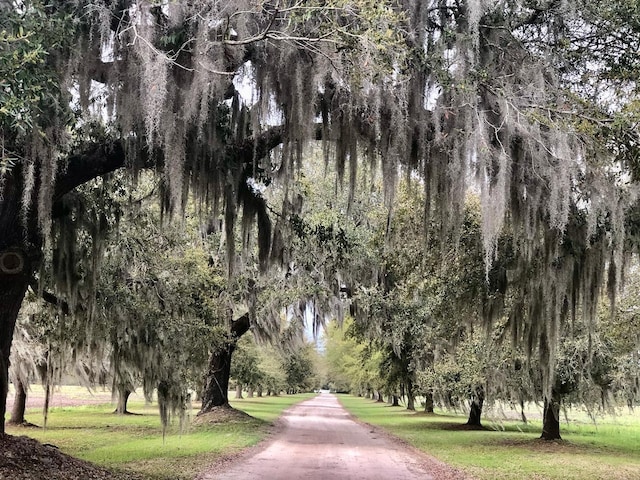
[201,392,463,480]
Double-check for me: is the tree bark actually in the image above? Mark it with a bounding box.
[199,313,250,413]
[520,398,528,423]
[0,251,31,435]
[406,379,415,411]
[541,391,562,440]
[466,386,485,427]
[392,394,399,406]
[247,386,254,398]
[424,392,434,413]
[114,387,132,415]
[8,377,28,425]
[235,383,243,399]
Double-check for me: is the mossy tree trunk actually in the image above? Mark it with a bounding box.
[0,252,32,435]
[424,391,434,413]
[406,379,415,411]
[199,313,250,413]
[467,386,485,427]
[8,377,28,425]
[114,386,132,415]
[541,390,562,440]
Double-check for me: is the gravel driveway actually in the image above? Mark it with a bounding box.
[199,392,470,480]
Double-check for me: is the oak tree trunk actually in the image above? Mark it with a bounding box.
[235,383,243,399]
[0,251,31,435]
[520,398,527,423]
[406,379,415,411]
[114,387,132,415]
[424,392,434,413]
[541,391,562,440]
[467,386,485,427]
[8,377,28,425]
[199,313,250,413]
[392,394,399,406]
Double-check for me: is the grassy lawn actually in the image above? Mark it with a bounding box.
[5,388,315,480]
[338,394,640,480]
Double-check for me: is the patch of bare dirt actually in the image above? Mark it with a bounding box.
[192,405,256,426]
[422,422,489,431]
[497,436,579,452]
[0,434,142,480]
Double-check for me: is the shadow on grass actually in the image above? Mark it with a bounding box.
[401,419,490,431]
[5,421,40,428]
[395,412,543,435]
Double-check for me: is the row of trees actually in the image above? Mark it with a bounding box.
[318,172,640,439]
[7,169,319,428]
[231,336,318,397]
[1,1,640,450]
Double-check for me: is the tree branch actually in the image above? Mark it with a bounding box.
[28,278,71,315]
[54,123,289,203]
[54,142,129,201]
[230,312,251,339]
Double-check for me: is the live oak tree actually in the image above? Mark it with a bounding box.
[96,188,229,422]
[284,343,319,394]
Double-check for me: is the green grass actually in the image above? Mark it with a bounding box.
[338,395,640,480]
[5,390,314,480]
[12,389,638,479]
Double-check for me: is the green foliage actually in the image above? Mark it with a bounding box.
[231,336,263,389]
[281,343,317,393]
[0,1,76,166]
[283,0,407,83]
[96,187,229,425]
[254,344,288,395]
[231,335,318,396]
[324,317,383,394]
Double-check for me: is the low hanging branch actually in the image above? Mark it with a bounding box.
[28,278,71,316]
